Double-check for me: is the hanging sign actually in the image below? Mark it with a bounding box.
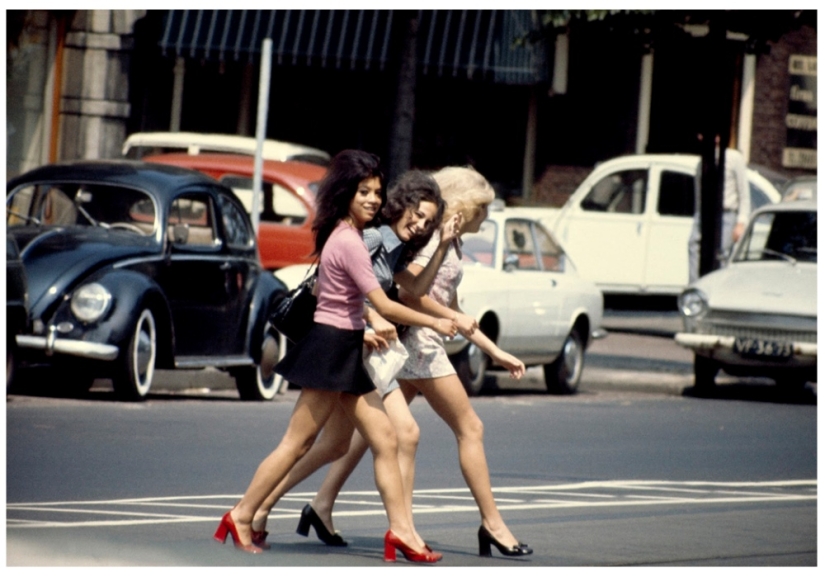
[782,54,816,169]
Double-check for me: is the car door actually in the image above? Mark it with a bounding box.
[556,165,650,291]
[157,188,252,358]
[644,165,698,291]
[497,218,562,357]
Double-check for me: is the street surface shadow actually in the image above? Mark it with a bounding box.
[7,370,241,403]
[682,382,817,405]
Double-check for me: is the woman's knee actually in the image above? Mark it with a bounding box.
[396,419,420,454]
[458,412,484,442]
[370,425,399,457]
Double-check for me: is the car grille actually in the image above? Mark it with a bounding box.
[694,311,817,343]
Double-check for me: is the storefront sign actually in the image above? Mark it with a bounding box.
[782,54,816,169]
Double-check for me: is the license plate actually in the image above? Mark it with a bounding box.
[733,338,793,359]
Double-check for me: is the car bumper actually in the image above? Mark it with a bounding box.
[674,332,817,366]
[16,334,120,361]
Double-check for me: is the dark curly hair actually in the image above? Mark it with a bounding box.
[311,150,384,255]
[379,170,445,266]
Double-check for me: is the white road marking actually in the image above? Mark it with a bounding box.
[7,480,816,530]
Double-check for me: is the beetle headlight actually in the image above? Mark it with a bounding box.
[678,289,708,318]
[71,282,112,323]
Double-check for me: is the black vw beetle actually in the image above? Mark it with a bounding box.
[6,160,288,401]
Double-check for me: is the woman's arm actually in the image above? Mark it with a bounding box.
[363,305,398,342]
[399,288,523,379]
[397,261,478,336]
[366,288,457,338]
[393,214,462,297]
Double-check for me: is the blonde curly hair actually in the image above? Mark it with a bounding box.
[431,166,495,224]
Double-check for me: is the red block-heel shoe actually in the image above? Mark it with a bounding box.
[213,511,263,554]
[383,530,442,563]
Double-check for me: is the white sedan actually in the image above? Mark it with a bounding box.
[674,200,817,390]
[443,206,606,395]
[272,207,606,396]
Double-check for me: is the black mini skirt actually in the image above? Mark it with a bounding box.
[275,322,376,396]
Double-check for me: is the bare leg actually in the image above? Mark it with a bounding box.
[311,386,422,543]
[398,375,521,548]
[251,404,355,533]
[337,389,426,552]
[384,385,421,540]
[310,427,369,532]
[229,388,338,546]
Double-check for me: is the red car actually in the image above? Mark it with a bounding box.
[145,153,325,270]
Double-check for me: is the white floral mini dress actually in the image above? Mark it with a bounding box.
[396,233,463,380]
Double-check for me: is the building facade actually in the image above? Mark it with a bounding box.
[6,9,817,203]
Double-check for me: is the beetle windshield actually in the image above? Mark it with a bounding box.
[7,183,157,235]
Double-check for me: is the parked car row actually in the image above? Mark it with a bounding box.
[6,147,812,401]
[6,160,288,401]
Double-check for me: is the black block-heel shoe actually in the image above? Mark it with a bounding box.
[477,525,533,557]
[295,504,347,547]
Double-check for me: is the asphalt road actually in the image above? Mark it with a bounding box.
[5,311,817,567]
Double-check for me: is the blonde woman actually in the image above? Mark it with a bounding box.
[394,166,532,557]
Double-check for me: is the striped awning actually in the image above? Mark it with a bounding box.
[158,9,546,85]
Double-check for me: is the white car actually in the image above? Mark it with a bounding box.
[674,200,817,390]
[509,154,782,296]
[274,206,606,395]
[122,132,330,166]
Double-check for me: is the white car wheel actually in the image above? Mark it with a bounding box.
[453,343,489,396]
[235,322,280,401]
[113,308,156,401]
[544,328,584,395]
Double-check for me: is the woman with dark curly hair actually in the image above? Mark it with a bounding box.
[246,169,463,553]
[213,151,456,563]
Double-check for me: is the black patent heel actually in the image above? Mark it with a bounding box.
[296,504,347,547]
[477,525,533,557]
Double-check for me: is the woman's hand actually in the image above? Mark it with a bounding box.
[456,312,478,336]
[493,350,526,380]
[366,309,398,341]
[440,213,463,244]
[364,331,389,352]
[431,317,458,338]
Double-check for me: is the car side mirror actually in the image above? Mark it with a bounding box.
[172,223,189,244]
[504,254,519,272]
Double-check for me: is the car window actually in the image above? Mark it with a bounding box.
[657,171,695,217]
[168,194,217,246]
[219,175,308,225]
[7,183,157,234]
[504,219,539,270]
[581,169,647,214]
[461,219,496,268]
[735,210,817,263]
[533,223,565,272]
[217,192,254,248]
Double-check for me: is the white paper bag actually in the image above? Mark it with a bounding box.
[363,337,409,396]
